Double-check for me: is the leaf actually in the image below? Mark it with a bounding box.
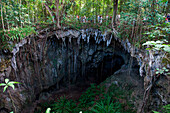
[9,81,20,84]
[163,67,166,70]
[165,69,169,72]
[9,84,15,90]
[45,108,51,113]
[155,44,163,48]
[142,41,156,46]
[0,83,6,86]
[152,110,160,113]
[5,79,9,84]
[146,48,151,50]
[163,104,170,110]
[155,40,164,44]
[156,71,159,74]
[3,86,8,92]
[163,45,170,53]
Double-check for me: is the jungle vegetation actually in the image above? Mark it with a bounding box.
[0,0,169,48]
[0,0,170,113]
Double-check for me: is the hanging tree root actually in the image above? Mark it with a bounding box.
[138,82,153,113]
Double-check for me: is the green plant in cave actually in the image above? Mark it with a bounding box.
[50,96,80,113]
[0,79,20,113]
[45,108,51,113]
[78,84,105,109]
[0,78,20,92]
[35,83,136,113]
[91,96,122,113]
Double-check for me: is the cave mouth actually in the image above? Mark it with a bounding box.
[43,35,128,95]
[79,54,125,85]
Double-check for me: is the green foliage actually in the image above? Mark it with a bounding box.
[118,0,169,48]
[4,26,35,41]
[36,83,135,113]
[153,104,170,113]
[0,78,20,113]
[143,40,170,53]
[163,104,170,113]
[118,12,139,41]
[153,111,160,113]
[1,0,168,51]
[78,84,104,109]
[0,25,35,51]
[156,67,169,75]
[91,96,122,113]
[50,96,80,113]
[142,23,170,52]
[143,23,170,41]
[45,108,51,113]
[0,78,20,92]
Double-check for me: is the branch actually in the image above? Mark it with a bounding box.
[43,3,55,23]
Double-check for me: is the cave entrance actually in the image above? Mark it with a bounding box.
[82,54,125,85]
[46,35,127,90]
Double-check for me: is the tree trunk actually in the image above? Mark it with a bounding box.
[112,0,118,27]
[55,0,61,28]
[27,1,31,25]
[20,0,23,27]
[93,0,96,23]
[103,0,105,19]
[151,0,156,25]
[1,2,5,30]
[119,0,123,12]
[80,0,81,16]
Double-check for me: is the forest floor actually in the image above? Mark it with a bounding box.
[21,78,96,113]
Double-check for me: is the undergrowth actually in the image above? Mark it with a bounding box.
[0,26,36,51]
[34,83,136,113]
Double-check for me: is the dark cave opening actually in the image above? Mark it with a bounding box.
[83,54,125,85]
[36,35,128,98]
[51,37,127,88]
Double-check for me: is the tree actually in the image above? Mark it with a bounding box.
[151,0,156,25]
[1,1,5,30]
[43,0,61,28]
[55,0,60,28]
[112,0,118,27]
[44,2,55,23]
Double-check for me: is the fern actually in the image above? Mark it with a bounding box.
[50,96,79,113]
[91,97,122,113]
